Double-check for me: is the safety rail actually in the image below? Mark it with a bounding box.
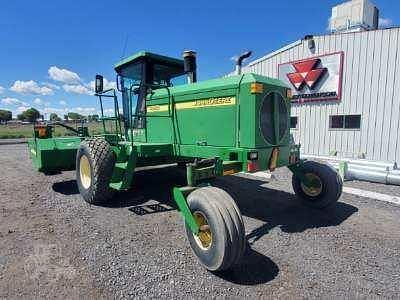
[95,88,123,144]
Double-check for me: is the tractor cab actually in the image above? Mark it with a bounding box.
[115,52,187,131]
[94,51,193,142]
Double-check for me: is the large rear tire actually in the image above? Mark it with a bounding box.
[76,138,115,204]
[292,160,343,209]
[185,186,246,271]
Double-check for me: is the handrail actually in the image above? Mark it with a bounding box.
[95,88,122,143]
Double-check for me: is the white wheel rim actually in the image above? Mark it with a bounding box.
[193,211,212,250]
[300,173,323,197]
[79,155,91,189]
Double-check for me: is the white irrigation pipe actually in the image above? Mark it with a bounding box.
[302,155,400,186]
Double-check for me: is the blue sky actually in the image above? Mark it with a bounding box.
[0,0,397,118]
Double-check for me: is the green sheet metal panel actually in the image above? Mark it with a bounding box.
[173,92,237,147]
[146,75,242,148]
[28,137,82,172]
[145,73,291,163]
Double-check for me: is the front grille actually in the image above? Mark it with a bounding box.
[259,92,288,145]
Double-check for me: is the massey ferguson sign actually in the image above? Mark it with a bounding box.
[278,52,344,103]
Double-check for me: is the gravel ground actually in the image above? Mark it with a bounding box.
[0,144,399,299]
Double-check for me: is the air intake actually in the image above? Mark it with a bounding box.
[259,92,288,145]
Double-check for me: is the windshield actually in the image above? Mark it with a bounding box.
[153,63,186,86]
[117,60,185,130]
[121,75,145,130]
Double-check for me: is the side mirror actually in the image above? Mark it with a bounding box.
[116,74,123,92]
[95,74,104,93]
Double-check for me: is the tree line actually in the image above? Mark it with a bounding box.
[0,108,100,124]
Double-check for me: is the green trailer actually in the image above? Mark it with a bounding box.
[28,50,343,271]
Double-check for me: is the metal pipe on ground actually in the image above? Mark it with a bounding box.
[308,156,400,186]
[301,154,397,170]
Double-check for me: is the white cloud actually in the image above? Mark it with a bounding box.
[62,84,92,95]
[42,82,61,90]
[1,97,29,106]
[60,76,115,95]
[42,107,68,115]
[16,106,29,113]
[41,106,95,117]
[33,98,42,105]
[87,78,116,92]
[59,100,67,106]
[103,108,115,115]
[33,98,50,107]
[10,80,53,95]
[74,107,96,114]
[0,86,4,94]
[48,66,81,84]
[379,18,393,28]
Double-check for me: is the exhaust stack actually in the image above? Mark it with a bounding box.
[183,50,197,83]
[235,51,252,75]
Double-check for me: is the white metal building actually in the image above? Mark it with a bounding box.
[241,0,400,163]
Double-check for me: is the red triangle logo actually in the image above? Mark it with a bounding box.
[287,72,305,90]
[293,59,319,73]
[304,69,326,89]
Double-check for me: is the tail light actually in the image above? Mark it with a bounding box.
[247,161,260,173]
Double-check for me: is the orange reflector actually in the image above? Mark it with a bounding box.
[269,148,279,171]
[38,127,47,138]
[247,161,260,173]
[289,152,298,165]
[250,83,264,94]
[223,169,236,176]
[287,89,293,99]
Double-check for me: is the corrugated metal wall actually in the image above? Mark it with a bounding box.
[242,27,400,163]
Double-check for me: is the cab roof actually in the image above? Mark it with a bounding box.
[114,51,184,71]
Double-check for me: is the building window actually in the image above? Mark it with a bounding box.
[329,115,361,129]
[290,116,298,129]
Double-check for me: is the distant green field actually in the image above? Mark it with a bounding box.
[0,122,104,139]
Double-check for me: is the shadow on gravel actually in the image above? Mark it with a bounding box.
[50,166,186,209]
[213,244,279,285]
[51,165,357,281]
[52,166,358,239]
[52,180,79,195]
[213,175,358,244]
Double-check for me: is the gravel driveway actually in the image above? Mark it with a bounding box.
[0,144,399,299]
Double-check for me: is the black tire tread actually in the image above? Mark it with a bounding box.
[76,138,115,204]
[186,186,245,271]
[292,160,343,209]
[203,187,246,267]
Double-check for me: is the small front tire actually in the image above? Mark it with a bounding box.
[292,161,343,209]
[185,186,246,271]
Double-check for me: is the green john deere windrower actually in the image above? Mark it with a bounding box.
[28,50,343,271]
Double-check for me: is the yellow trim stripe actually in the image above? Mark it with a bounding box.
[147,96,236,113]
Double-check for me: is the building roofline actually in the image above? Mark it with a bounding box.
[246,40,302,67]
[245,26,399,68]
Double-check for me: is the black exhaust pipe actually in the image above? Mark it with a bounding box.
[235,51,252,75]
[183,50,197,83]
